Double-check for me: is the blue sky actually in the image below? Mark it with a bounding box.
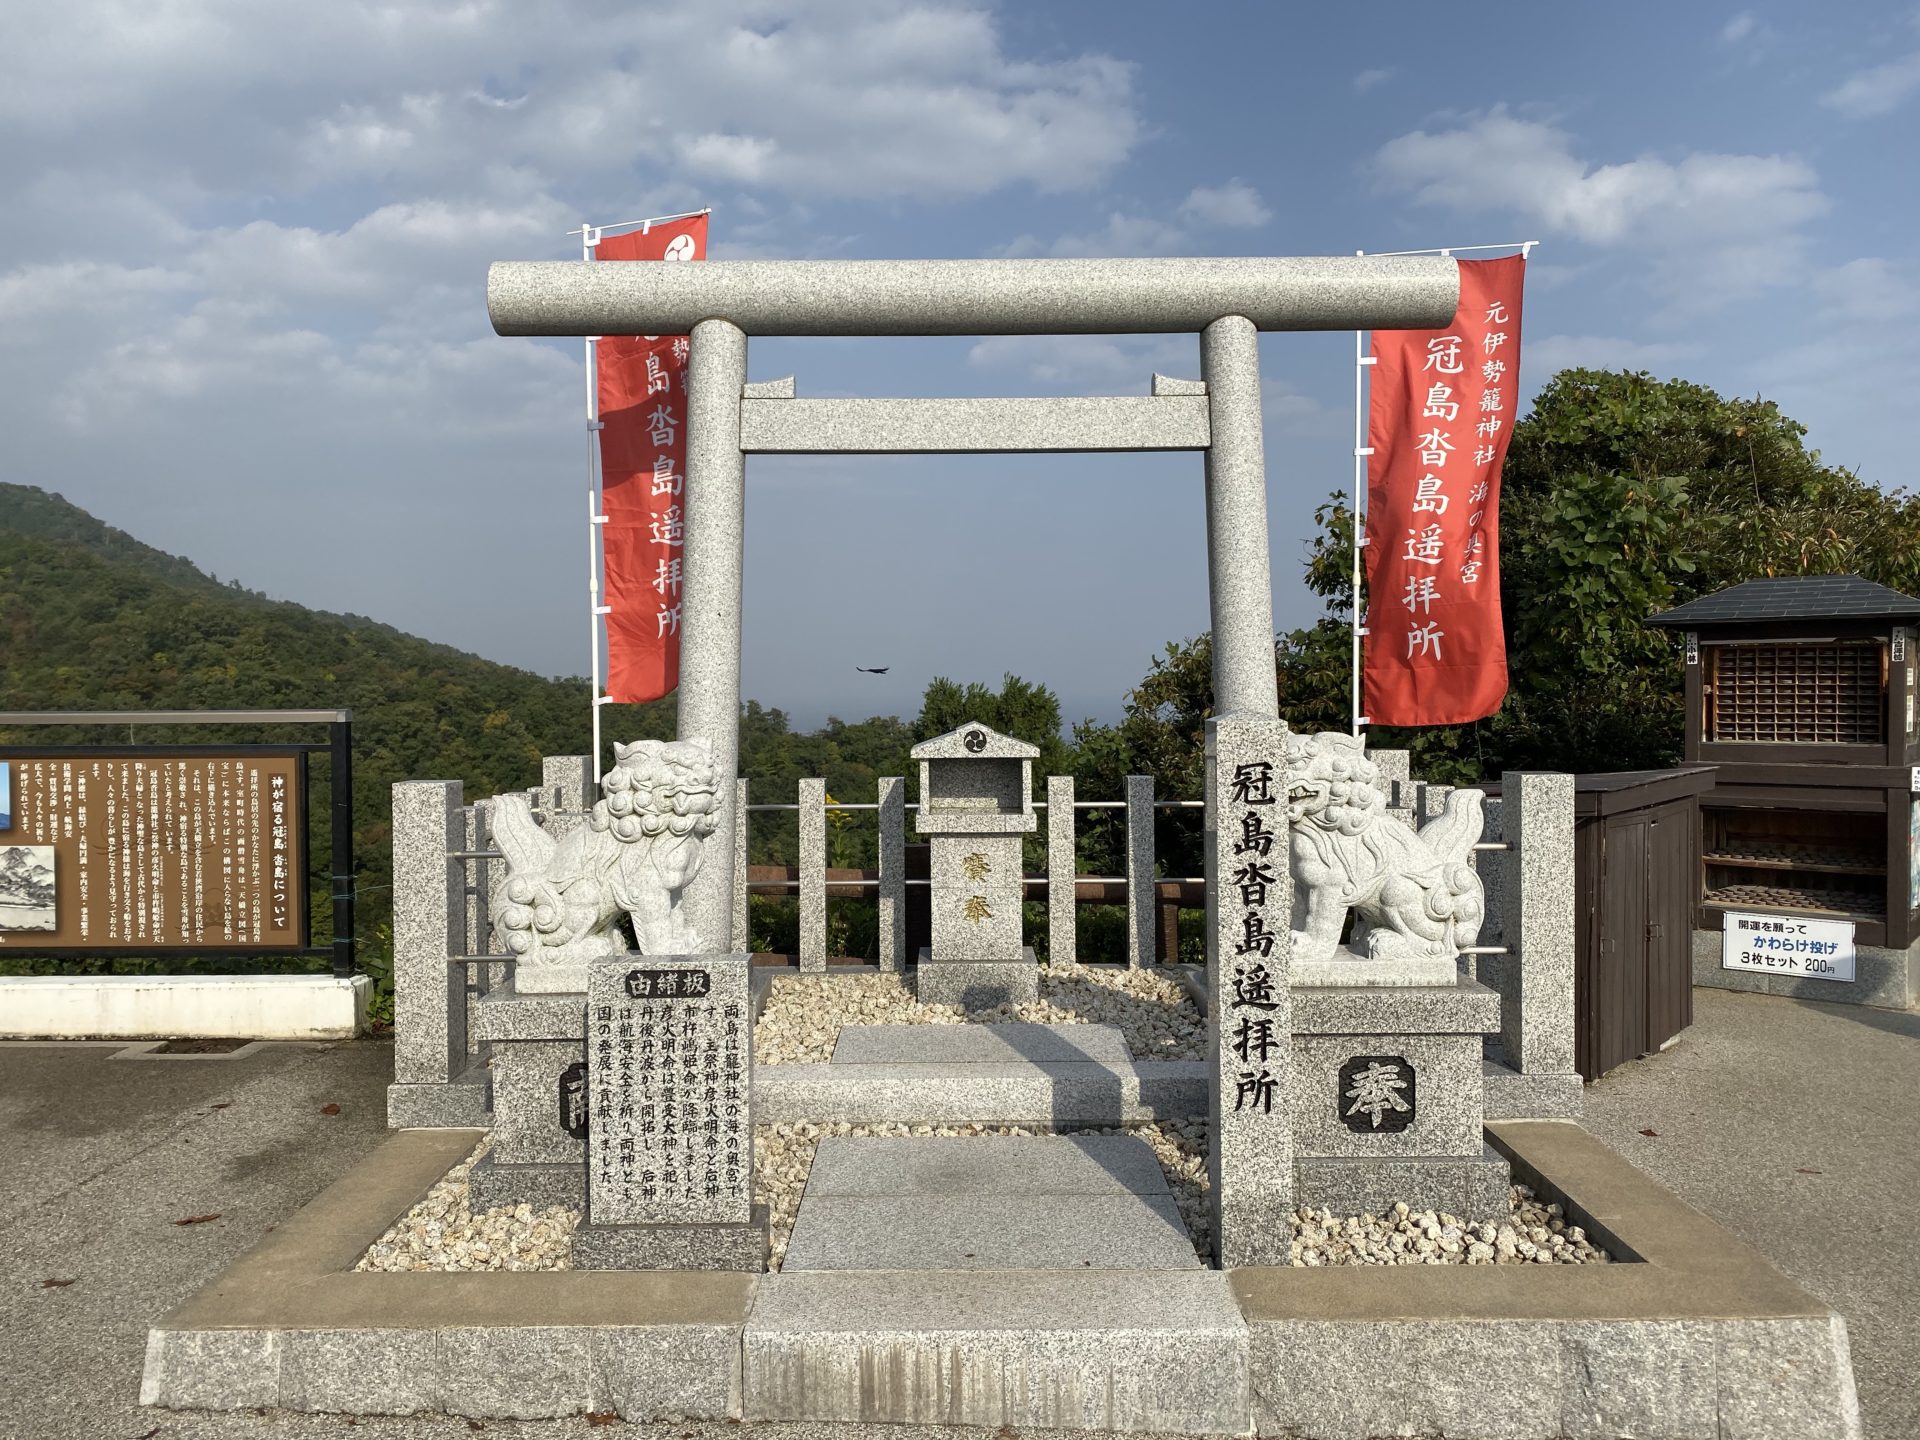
[3,2,1916,731]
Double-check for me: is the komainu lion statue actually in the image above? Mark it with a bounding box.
[490,739,721,969]
[1283,731,1485,966]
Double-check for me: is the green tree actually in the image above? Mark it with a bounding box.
[1098,370,1920,786]
[1283,369,1920,779]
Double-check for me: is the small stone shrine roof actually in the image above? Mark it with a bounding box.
[1647,575,1920,628]
[910,722,1040,761]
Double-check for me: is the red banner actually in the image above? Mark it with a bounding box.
[595,214,708,703]
[1362,254,1525,726]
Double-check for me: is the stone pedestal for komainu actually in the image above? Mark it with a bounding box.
[1209,721,1513,1259]
[1280,731,1511,1220]
[910,722,1040,1009]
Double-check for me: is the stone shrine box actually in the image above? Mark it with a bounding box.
[909,723,1039,1008]
[1649,576,1920,959]
[912,723,1039,836]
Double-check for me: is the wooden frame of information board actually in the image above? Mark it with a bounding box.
[0,710,354,977]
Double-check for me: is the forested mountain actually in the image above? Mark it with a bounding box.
[0,484,938,976]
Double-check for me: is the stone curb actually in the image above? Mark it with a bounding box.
[142,1122,1862,1436]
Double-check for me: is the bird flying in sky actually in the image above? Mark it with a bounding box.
[855,666,890,674]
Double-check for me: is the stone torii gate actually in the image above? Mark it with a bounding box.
[485,254,1458,954]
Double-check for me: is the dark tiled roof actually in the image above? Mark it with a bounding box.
[1647,575,1920,627]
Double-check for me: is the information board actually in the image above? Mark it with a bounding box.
[0,751,307,951]
[1721,910,1855,984]
[586,956,752,1227]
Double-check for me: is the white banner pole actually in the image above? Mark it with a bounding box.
[1352,311,1373,738]
[583,222,605,774]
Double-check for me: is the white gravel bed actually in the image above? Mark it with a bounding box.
[354,1138,578,1273]
[1142,1117,1609,1266]
[356,1125,1027,1273]
[753,965,1205,1064]
[360,1119,1608,1273]
[1282,1188,1609,1266]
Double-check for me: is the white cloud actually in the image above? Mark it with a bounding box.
[1179,180,1270,230]
[1813,257,1920,323]
[0,3,1141,203]
[998,211,1193,258]
[965,335,1194,391]
[0,261,194,326]
[1373,109,1826,309]
[1714,11,1774,64]
[1821,50,1920,118]
[1259,378,1330,434]
[0,0,1152,684]
[1525,334,1706,380]
[1352,68,1393,94]
[959,338,1327,435]
[1001,178,1270,258]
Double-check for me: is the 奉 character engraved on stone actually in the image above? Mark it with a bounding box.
[1343,1060,1411,1129]
[962,895,993,924]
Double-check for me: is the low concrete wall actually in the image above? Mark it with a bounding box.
[0,973,370,1040]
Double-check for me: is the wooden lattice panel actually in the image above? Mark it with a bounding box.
[1707,642,1884,744]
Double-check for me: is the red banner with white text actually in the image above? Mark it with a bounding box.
[1362,254,1525,726]
[596,214,707,703]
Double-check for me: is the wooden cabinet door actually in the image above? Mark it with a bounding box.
[1595,816,1651,1076]
[1646,805,1694,1051]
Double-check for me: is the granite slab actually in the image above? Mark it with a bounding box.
[742,1268,1250,1432]
[829,1022,1130,1066]
[782,1193,1200,1272]
[802,1134,1168,1198]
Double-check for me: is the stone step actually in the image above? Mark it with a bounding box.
[783,1194,1200,1271]
[783,1134,1198,1272]
[829,1021,1131,1065]
[754,1059,1206,1125]
[742,1268,1250,1433]
[803,1133,1168,1197]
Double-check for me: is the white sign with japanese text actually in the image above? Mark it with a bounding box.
[1722,911,1855,983]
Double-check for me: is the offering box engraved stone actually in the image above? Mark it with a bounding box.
[1338,1054,1417,1134]
[585,955,752,1227]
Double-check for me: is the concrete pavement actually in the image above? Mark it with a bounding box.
[2,987,1913,1439]
[1580,987,1920,1440]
